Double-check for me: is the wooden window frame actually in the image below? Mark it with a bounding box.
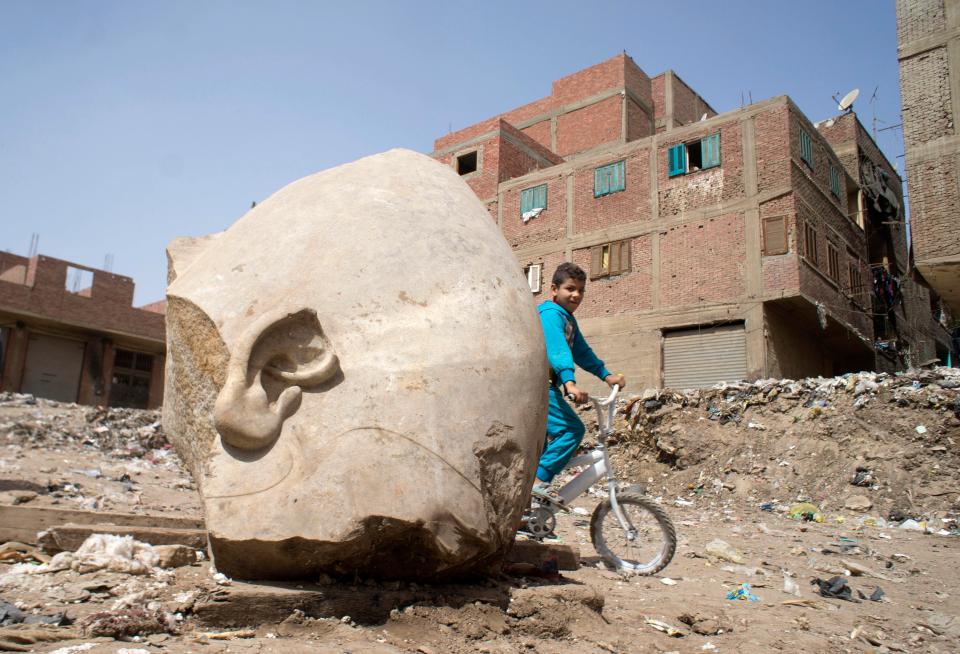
[803,222,818,265]
[827,242,840,282]
[590,240,632,279]
[847,253,864,305]
[761,215,788,256]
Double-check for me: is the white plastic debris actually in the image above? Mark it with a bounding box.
[660,577,678,585]
[212,571,232,585]
[915,425,927,434]
[783,574,801,597]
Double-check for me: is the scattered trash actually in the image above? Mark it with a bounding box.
[644,617,686,637]
[857,587,885,602]
[852,467,874,487]
[660,577,678,586]
[811,576,856,601]
[79,608,176,639]
[201,629,257,640]
[782,574,801,597]
[0,599,71,626]
[705,539,746,564]
[0,541,50,564]
[915,425,927,434]
[787,502,825,523]
[726,583,759,602]
[898,519,925,531]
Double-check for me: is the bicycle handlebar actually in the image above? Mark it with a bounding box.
[592,384,619,406]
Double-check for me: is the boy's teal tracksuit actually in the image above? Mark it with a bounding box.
[537,301,611,483]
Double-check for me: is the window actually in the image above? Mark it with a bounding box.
[830,164,841,198]
[456,151,478,175]
[520,184,547,215]
[762,215,788,256]
[827,242,840,281]
[803,222,818,265]
[799,128,813,168]
[110,348,153,409]
[594,161,625,197]
[668,133,720,177]
[590,240,631,279]
[65,266,93,297]
[848,255,863,303]
[524,264,542,293]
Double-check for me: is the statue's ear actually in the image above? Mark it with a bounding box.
[213,308,340,451]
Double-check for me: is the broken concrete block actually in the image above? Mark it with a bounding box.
[163,149,548,581]
[154,544,197,568]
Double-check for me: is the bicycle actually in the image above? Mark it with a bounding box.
[521,385,677,575]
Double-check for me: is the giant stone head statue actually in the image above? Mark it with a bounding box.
[163,149,548,581]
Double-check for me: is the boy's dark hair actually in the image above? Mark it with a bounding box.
[552,262,587,287]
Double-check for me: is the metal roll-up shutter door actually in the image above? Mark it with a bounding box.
[663,324,746,389]
[21,333,86,402]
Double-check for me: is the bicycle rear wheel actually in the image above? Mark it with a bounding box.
[590,491,676,574]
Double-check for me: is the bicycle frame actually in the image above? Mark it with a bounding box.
[554,386,635,535]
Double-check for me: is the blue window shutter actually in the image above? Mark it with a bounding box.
[538,183,547,209]
[594,168,604,197]
[668,144,685,177]
[702,134,720,168]
[520,188,531,214]
[612,161,625,192]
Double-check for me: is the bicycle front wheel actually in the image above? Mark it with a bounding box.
[590,491,676,575]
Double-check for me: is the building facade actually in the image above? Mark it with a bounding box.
[897,0,960,314]
[433,54,950,389]
[0,253,165,408]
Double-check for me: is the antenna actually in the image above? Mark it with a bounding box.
[838,88,860,112]
[28,233,39,258]
[869,86,880,139]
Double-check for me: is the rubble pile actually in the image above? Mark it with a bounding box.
[0,393,166,457]
[605,366,960,525]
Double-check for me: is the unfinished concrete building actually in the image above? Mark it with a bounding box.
[0,253,165,408]
[897,0,960,316]
[433,54,950,389]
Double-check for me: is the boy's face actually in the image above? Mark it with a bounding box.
[551,277,585,314]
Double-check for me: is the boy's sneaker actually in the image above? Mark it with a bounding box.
[531,485,567,510]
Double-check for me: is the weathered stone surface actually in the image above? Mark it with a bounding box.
[163,149,547,581]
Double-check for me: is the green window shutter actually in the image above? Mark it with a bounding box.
[594,167,606,197]
[595,162,624,197]
[800,129,813,168]
[521,184,548,214]
[611,161,625,192]
[830,165,841,198]
[668,144,686,177]
[701,133,720,169]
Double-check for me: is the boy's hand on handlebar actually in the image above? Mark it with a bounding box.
[563,381,589,404]
[605,373,626,390]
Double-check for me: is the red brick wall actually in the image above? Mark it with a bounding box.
[501,176,568,249]
[521,119,552,152]
[518,250,567,302]
[900,48,955,147]
[0,256,164,342]
[660,213,746,306]
[551,54,631,105]
[572,148,651,235]
[627,98,651,141]
[671,74,716,126]
[658,121,745,217]
[651,74,666,124]
[556,95,623,156]
[755,104,792,194]
[760,194,801,296]
[572,235,654,317]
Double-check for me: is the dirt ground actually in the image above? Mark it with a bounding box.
[1,367,959,653]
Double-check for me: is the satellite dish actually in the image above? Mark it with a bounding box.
[838,88,860,112]
[700,113,708,121]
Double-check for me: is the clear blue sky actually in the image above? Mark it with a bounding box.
[1,1,904,305]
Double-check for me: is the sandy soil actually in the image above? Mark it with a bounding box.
[0,369,958,653]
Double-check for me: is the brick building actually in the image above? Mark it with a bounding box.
[0,252,165,408]
[897,0,960,315]
[433,54,951,389]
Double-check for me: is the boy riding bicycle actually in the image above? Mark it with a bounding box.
[535,262,625,499]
